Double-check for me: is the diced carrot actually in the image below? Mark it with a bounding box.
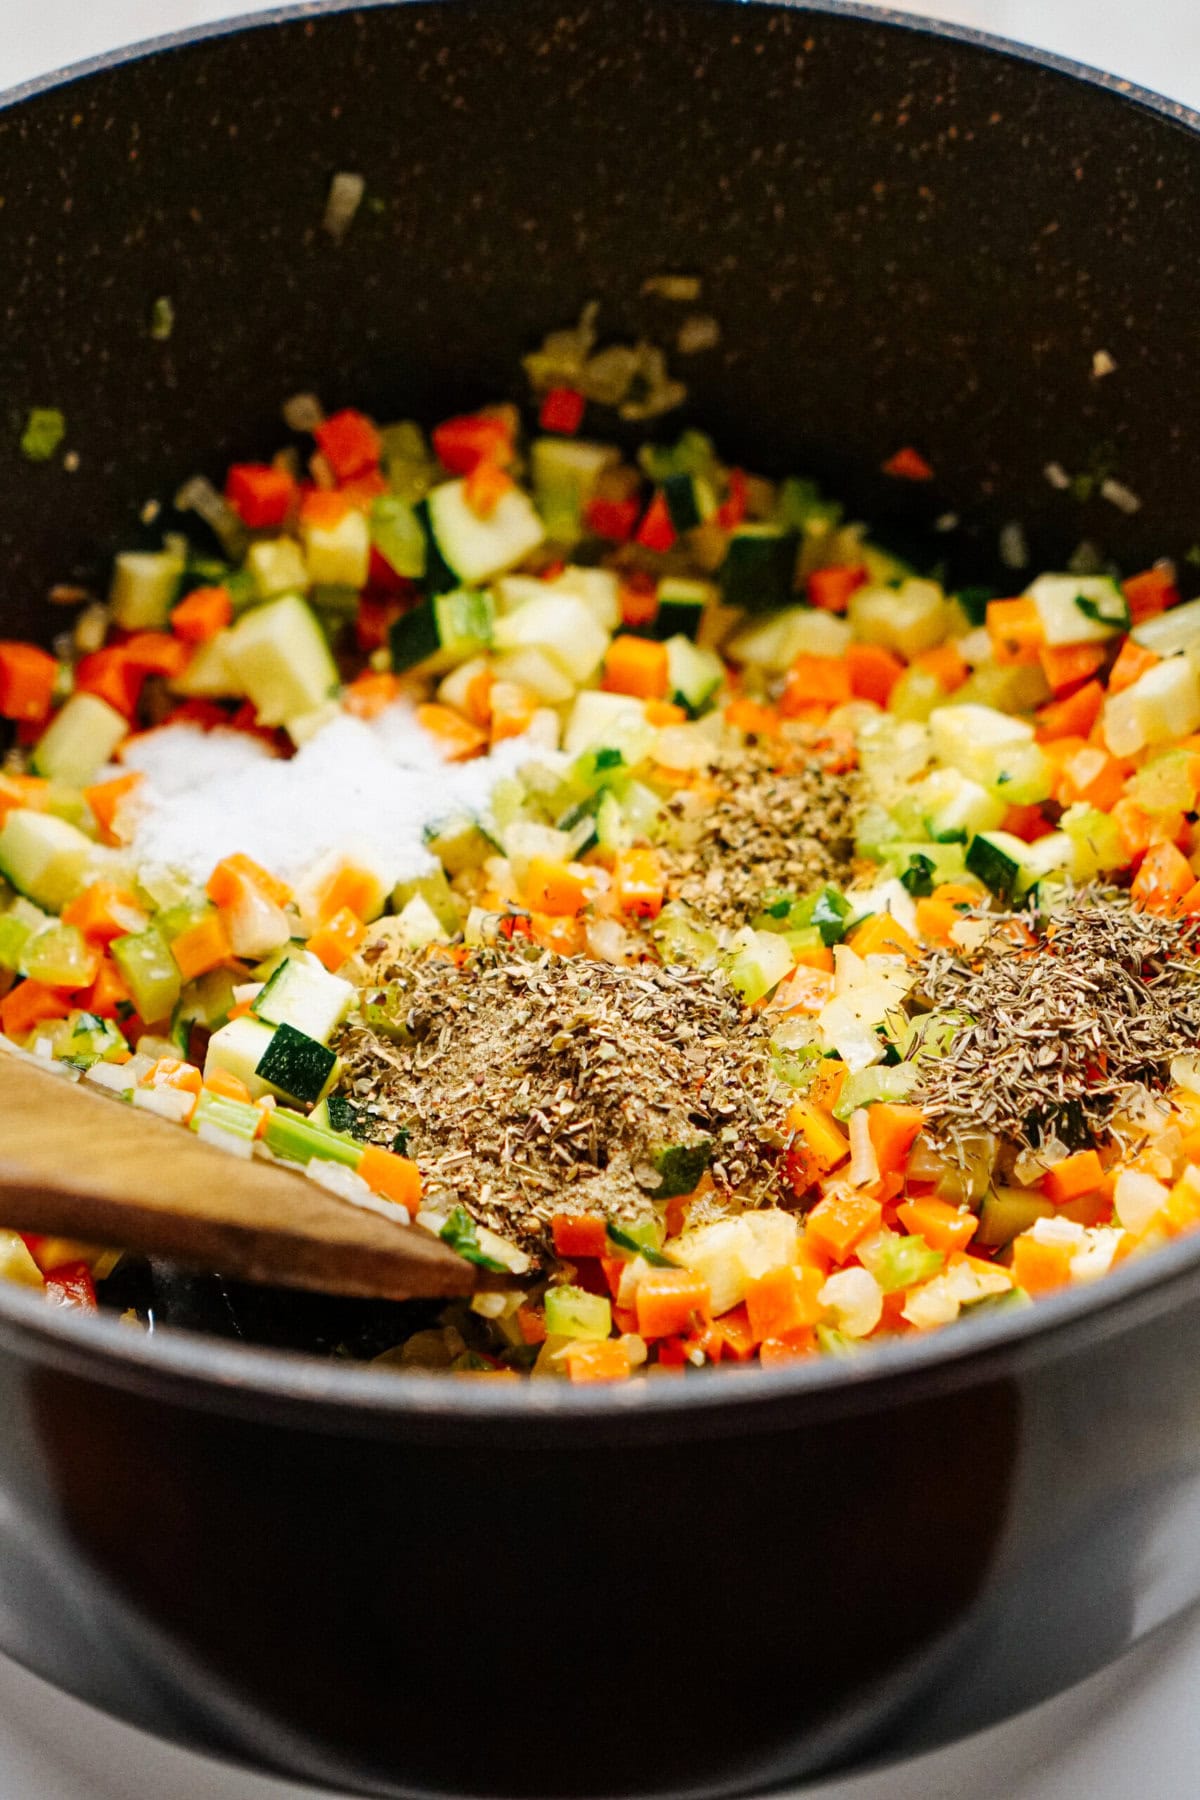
[1131,840,1195,913]
[866,1103,926,1178]
[807,1060,848,1114]
[1057,1187,1115,1229]
[462,665,494,728]
[206,853,291,910]
[0,642,58,721]
[1038,640,1107,696]
[603,635,669,702]
[524,857,588,917]
[1056,744,1126,813]
[807,565,867,613]
[635,491,677,554]
[1011,1233,1074,1296]
[141,1057,203,1096]
[358,1145,422,1215]
[617,573,658,627]
[644,699,688,728]
[915,895,962,945]
[1107,639,1160,696]
[786,1099,850,1176]
[432,413,513,477]
[0,774,50,826]
[1035,680,1105,742]
[300,488,354,529]
[169,912,233,981]
[847,912,919,960]
[61,882,148,944]
[913,640,969,693]
[772,964,833,1014]
[314,409,382,481]
[725,696,781,737]
[122,632,190,677]
[339,470,389,509]
[344,671,401,721]
[73,647,143,718]
[464,458,516,520]
[882,446,934,481]
[636,1268,711,1338]
[986,597,1044,666]
[745,1264,826,1342]
[1159,1179,1200,1238]
[1124,565,1179,625]
[804,1191,882,1263]
[306,906,367,972]
[758,1328,817,1366]
[170,585,233,644]
[550,1214,609,1262]
[1040,1149,1104,1206]
[490,686,539,746]
[565,1340,632,1383]
[613,848,666,919]
[225,463,297,529]
[0,980,73,1038]
[414,702,488,762]
[794,942,836,975]
[80,955,131,1022]
[845,642,904,707]
[896,1196,978,1254]
[204,1067,253,1103]
[516,1305,547,1346]
[1110,796,1157,866]
[539,386,586,435]
[708,1304,757,1362]
[779,654,853,716]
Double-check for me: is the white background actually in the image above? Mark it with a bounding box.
[2,2,1200,1797]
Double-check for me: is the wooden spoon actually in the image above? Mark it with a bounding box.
[0,1051,485,1301]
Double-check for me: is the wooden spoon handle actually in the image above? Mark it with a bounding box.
[0,1052,481,1301]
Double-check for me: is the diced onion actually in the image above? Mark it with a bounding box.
[1113,1169,1170,1234]
[848,1109,880,1188]
[818,1267,883,1338]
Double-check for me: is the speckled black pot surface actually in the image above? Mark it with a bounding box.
[4,4,1200,1796]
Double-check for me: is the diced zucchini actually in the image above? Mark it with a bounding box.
[727,604,851,671]
[1027,574,1129,646]
[849,580,950,658]
[550,566,622,634]
[246,537,310,598]
[650,577,716,642]
[264,1107,364,1169]
[492,592,608,686]
[204,1015,279,1099]
[1018,831,1076,891]
[55,1011,127,1069]
[251,951,354,1044]
[976,1188,1054,1249]
[111,925,182,1023]
[722,927,795,1003]
[255,1022,338,1105]
[33,693,127,786]
[1104,655,1200,756]
[168,631,245,699]
[531,437,619,543]
[370,494,427,580]
[662,471,717,534]
[390,589,495,675]
[492,646,576,704]
[0,810,99,912]
[0,914,31,970]
[1133,595,1200,657]
[427,479,546,585]
[665,636,724,714]
[719,525,798,612]
[543,1286,611,1340]
[563,691,655,760]
[964,831,1028,901]
[392,868,462,935]
[915,767,1006,841]
[929,703,1035,788]
[301,507,370,589]
[424,814,496,876]
[110,547,184,630]
[223,594,339,726]
[394,894,450,951]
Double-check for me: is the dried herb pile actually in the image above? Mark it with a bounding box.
[338,944,785,1254]
[914,895,1200,1152]
[657,735,860,927]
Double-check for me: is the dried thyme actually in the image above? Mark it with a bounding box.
[913,894,1200,1152]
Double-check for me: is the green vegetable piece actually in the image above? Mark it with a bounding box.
[111,926,181,1024]
[857,1232,944,1294]
[606,1221,678,1267]
[264,1107,363,1169]
[255,1022,336,1105]
[391,1126,411,1156]
[811,885,852,946]
[55,1011,126,1070]
[20,408,66,463]
[775,476,843,535]
[326,1094,369,1140]
[833,1064,919,1120]
[719,526,798,613]
[439,1205,507,1273]
[955,585,995,628]
[651,1141,712,1200]
[21,923,95,989]
[899,854,937,898]
[370,493,427,580]
[0,915,31,972]
[544,1284,612,1341]
[190,1089,260,1141]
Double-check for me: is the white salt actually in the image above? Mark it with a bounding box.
[124,705,536,889]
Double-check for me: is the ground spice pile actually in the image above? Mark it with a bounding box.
[337,945,785,1252]
[657,734,860,927]
[914,895,1200,1152]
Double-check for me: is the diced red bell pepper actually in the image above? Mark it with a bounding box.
[716,468,748,531]
[635,490,677,554]
[882,446,935,481]
[432,413,514,476]
[539,386,586,435]
[313,409,382,481]
[43,1261,98,1310]
[584,496,641,543]
[225,463,297,529]
[808,564,868,613]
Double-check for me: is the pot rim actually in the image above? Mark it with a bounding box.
[2,0,1200,1427]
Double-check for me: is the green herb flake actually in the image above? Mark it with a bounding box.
[812,885,853,946]
[150,296,175,342]
[439,1205,507,1273]
[20,408,66,463]
[1074,590,1130,629]
[900,854,937,898]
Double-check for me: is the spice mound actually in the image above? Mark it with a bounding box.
[915,895,1200,1153]
[658,734,859,928]
[338,944,785,1253]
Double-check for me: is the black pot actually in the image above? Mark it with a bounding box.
[3,3,1200,1795]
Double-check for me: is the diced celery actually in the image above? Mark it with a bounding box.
[301,508,370,588]
[856,1232,944,1293]
[169,632,244,699]
[111,927,182,1024]
[530,438,619,543]
[722,927,795,1003]
[0,915,31,971]
[370,494,427,579]
[391,869,462,935]
[652,901,720,968]
[190,1089,260,1141]
[1130,748,1198,816]
[1060,804,1125,877]
[20,924,96,989]
[543,1285,612,1341]
[264,1107,364,1169]
[832,1064,919,1120]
